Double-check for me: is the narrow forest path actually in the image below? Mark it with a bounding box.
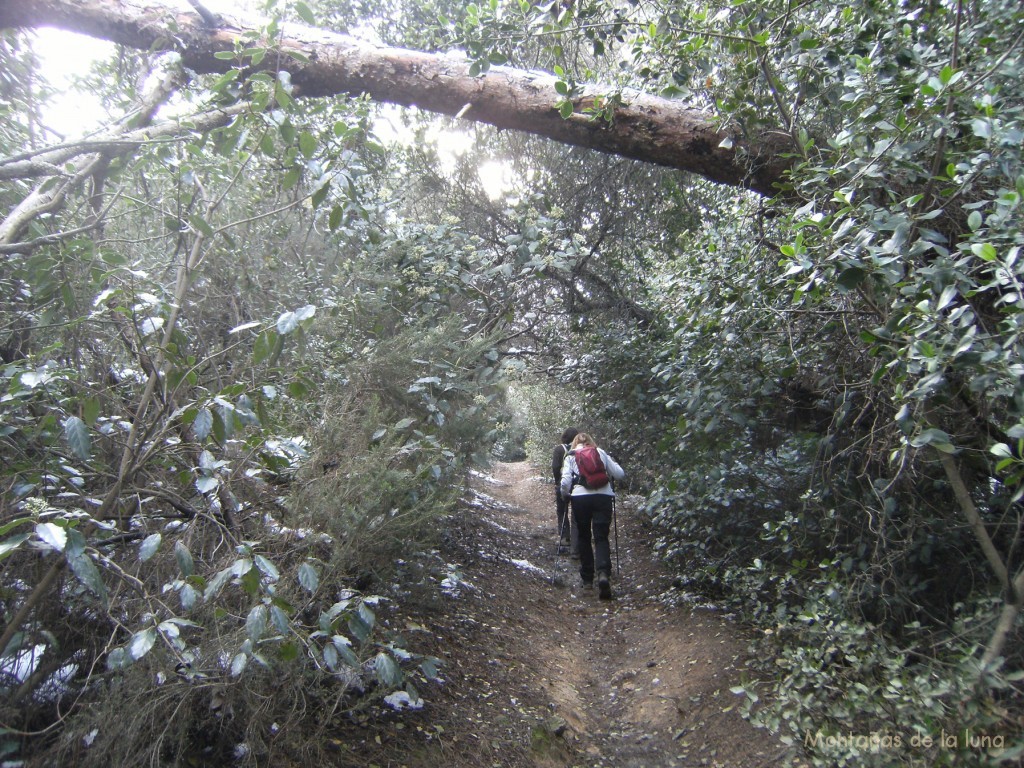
[334,461,791,767]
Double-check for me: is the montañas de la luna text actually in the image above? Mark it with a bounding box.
[805,729,1006,751]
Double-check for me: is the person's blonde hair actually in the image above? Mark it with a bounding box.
[572,432,597,449]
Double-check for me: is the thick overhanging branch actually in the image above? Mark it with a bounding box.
[0,0,793,195]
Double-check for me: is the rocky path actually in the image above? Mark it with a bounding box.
[334,461,788,767]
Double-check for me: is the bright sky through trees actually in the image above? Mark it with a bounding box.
[32,4,516,198]
[373,110,516,200]
[33,29,115,137]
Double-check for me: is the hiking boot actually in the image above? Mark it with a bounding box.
[581,580,593,590]
[597,572,611,600]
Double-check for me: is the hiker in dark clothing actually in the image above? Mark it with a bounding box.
[560,432,625,599]
[552,427,579,555]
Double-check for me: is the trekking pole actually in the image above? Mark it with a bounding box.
[566,498,573,555]
[613,494,619,576]
[556,494,570,555]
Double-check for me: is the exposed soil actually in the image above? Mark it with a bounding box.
[325,461,790,767]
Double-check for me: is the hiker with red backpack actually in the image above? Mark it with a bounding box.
[559,432,625,599]
[552,427,579,556]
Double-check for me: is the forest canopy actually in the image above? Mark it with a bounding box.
[1,0,1023,765]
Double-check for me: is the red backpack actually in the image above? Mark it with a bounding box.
[574,445,610,489]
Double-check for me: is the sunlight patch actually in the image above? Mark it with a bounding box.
[485,518,513,533]
[441,564,473,596]
[469,469,505,485]
[510,558,547,578]
[384,690,424,710]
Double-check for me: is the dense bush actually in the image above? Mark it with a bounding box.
[0,45,505,760]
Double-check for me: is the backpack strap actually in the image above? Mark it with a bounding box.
[555,444,572,485]
[568,448,580,491]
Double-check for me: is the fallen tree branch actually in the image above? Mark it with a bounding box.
[0,0,794,195]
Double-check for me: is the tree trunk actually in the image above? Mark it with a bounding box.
[980,585,1023,672]
[0,0,793,196]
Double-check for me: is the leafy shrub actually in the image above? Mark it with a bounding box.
[510,379,586,465]
[734,589,1024,767]
[647,436,1024,767]
[0,497,439,767]
[288,392,463,583]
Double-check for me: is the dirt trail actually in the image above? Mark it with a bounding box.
[335,461,789,767]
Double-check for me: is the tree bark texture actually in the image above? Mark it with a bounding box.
[0,0,793,195]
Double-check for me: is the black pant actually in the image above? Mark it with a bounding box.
[571,493,613,583]
[556,490,579,552]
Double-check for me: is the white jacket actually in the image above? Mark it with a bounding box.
[560,447,625,498]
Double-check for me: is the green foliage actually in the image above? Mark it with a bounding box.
[420,0,1024,759]
[733,591,1024,767]
[450,0,635,80]
[288,316,506,580]
[507,379,585,464]
[608,1,1024,763]
[5,0,1024,764]
[0,493,439,763]
[317,0,469,51]
[0,21,502,765]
